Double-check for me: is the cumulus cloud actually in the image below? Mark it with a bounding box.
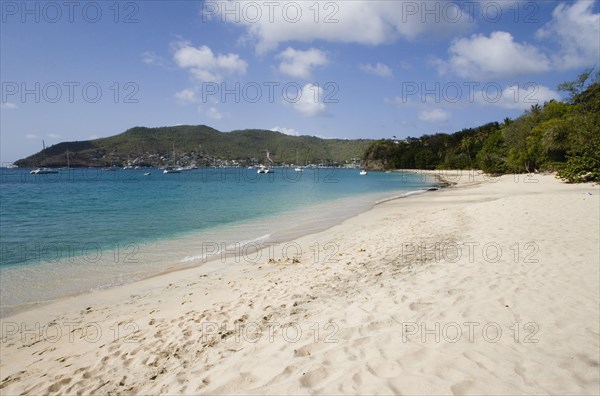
[360,62,393,78]
[209,0,471,53]
[197,105,226,120]
[277,47,329,79]
[271,126,299,136]
[438,31,550,78]
[418,108,450,123]
[475,84,561,110]
[291,83,327,116]
[536,0,600,70]
[173,41,247,82]
[175,88,199,104]
[206,106,224,120]
[142,51,168,66]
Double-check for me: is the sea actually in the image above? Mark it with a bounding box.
[0,167,439,317]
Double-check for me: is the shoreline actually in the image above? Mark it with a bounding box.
[1,172,598,394]
[0,171,441,318]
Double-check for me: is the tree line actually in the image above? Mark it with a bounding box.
[363,70,600,182]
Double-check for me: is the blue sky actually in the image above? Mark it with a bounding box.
[1,0,599,163]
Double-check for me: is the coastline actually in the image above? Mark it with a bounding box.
[1,172,598,394]
[0,171,439,318]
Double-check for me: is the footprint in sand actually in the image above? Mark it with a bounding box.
[409,301,433,311]
[366,358,402,379]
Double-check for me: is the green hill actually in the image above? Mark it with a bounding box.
[14,125,371,168]
[363,71,600,182]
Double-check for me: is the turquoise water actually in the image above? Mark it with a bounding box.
[0,167,437,316]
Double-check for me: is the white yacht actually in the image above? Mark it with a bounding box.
[30,167,59,174]
[163,166,181,174]
[257,165,273,174]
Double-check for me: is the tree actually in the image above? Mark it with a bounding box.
[557,67,599,103]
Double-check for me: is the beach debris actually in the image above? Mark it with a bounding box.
[358,248,366,252]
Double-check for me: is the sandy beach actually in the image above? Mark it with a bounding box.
[1,171,598,395]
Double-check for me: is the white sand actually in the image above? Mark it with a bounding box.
[1,172,598,395]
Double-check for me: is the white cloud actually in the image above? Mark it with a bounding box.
[1,103,17,109]
[26,134,40,140]
[418,109,450,123]
[199,106,225,120]
[291,83,326,116]
[438,31,550,78]
[536,0,600,70]
[212,1,471,53]
[173,41,247,82]
[277,47,328,79]
[475,84,561,110]
[47,133,61,139]
[175,88,198,104]
[142,51,167,66]
[360,62,393,78]
[207,106,224,120]
[271,126,299,136]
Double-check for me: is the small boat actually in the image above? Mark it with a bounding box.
[30,167,58,174]
[257,149,274,174]
[385,170,391,174]
[359,170,367,176]
[257,165,273,174]
[163,166,181,174]
[164,143,182,173]
[144,172,151,176]
[31,140,58,174]
[294,150,303,172]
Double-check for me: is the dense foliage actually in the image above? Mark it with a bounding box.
[364,71,600,183]
[15,126,370,168]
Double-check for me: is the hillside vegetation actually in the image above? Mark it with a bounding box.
[15,126,370,168]
[363,70,600,182]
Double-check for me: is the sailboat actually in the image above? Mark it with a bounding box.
[294,149,303,172]
[257,150,274,174]
[30,140,58,174]
[164,143,182,173]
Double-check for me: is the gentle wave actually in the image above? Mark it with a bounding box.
[180,233,272,263]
